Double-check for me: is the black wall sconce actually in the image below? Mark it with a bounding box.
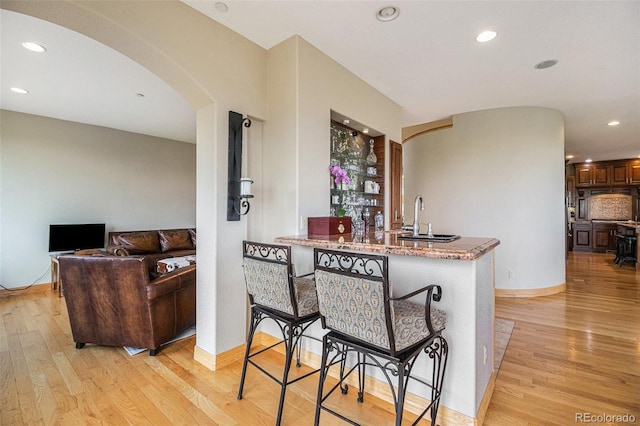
[227,111,253,221]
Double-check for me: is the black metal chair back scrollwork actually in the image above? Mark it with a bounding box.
[237,241,321,426]
[313,248,449,426]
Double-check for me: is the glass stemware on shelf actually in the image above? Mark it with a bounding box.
[330,122,383,222]
[331,124,349,153]
[348,131,363,159]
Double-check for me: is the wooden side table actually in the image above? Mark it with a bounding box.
[50,255,62,297]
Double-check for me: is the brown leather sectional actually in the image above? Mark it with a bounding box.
[59,255,196,355]
[59,228,197,355]
[107,228,196,277]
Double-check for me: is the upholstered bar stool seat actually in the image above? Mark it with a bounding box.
[313,248,449,426]
[391,299,447,351]
[238,241,321,426]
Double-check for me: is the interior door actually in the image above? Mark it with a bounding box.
[389,141,403,228]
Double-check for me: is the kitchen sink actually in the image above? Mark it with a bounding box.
[397,233,461,242]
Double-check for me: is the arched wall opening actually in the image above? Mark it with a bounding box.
[2,0,268,365]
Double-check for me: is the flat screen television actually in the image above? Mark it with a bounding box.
[48,223,106,253]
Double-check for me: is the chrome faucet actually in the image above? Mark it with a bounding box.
[412,195,424,236]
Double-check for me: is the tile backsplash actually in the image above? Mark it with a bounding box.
[588,194,632,220]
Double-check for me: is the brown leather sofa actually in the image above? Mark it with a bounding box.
[59,255,196,356]
[107,228,196,276]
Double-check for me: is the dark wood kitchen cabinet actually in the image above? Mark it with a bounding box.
[611,162,629,185]
[629,160,640,184]
[576,194,588,221]
[574,159,639,187]
[575,163,610,186]
[567,158,640,253]
[572,222,592,251]
[576,164,611,187]
[592,222,618,252]
[594,164,610,186]
[575,165,592,186]
[574,221,621,253]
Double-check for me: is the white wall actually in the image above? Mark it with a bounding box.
[0,110,196,288]
[297,37,402,229]
[403,106,566,291]
[263,36,402,241]
[262,37,300,240]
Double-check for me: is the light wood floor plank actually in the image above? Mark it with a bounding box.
[5,312,42,425]
[22,340,60,424]
[1,252,638,425]
[51,351,84,396]
[143,355,239,425]
[485,252,640,425]
[0,350,21,423]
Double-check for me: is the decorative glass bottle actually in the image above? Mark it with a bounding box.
[362,208,371,230]
[374,211,384,230]
[366,139,377,165]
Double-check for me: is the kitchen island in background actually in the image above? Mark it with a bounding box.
[274,231,500,426]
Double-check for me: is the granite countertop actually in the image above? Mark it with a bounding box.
[617,221,640,228]
[275,231,500,261]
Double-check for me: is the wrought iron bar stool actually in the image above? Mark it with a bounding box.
[238,241,322,426]
[313,248,448,426]
[617,235,637,267]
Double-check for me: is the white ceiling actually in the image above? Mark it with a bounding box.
[2,2,639,163]
[0,9,197,143]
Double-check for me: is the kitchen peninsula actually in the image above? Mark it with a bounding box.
[275,232,500,425]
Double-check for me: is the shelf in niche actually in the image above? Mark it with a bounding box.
[331,203,384,208]
[331,189,381,196]
[330,117,385,222]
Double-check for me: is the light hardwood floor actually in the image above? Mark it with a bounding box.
[1,252,638,425]
[486,252,640,425]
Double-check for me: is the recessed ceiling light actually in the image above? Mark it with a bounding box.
[214,2,229,13]
[566,155,574,159]
[607,120,620,126]
[585,158,593,163]
[535,59,558,70]
[22,41,46,53]
[343,119,350,125]
[10,87,29,94]
[376,6,400,22]
[362,128,369,134]
[476,31,497,43]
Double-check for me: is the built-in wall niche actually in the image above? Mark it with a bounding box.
[329,111,385,228]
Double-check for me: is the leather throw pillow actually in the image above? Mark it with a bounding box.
[116,231,160,254]
[159,229,194,253]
